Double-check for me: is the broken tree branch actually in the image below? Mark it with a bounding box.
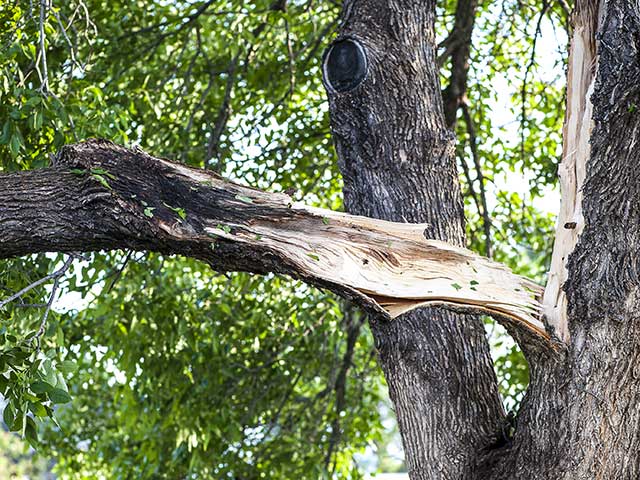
[0,139,554,350]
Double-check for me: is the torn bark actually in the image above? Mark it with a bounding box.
[542,2,600,342]
[0,139,550,348]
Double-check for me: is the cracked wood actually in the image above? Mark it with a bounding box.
[0,139,549,346]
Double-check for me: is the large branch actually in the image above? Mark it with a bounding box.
[0,139,552,348]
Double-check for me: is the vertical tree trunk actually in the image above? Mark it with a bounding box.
[325,0,640,478]
[478,2,640,478]
[322,1,505,478]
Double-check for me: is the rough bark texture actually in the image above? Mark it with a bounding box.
[322,2,506,478]
[478,1,640,478]
[0,140,549,344]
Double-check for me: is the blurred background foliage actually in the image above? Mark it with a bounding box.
[0,0,569,477]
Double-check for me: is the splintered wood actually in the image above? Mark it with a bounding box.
[202,201,546,340]
[542,5,599,343]
[42,140,551,345]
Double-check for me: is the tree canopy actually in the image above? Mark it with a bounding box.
[0,0,569,477]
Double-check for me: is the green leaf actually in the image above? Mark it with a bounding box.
[91,173,113,190]
[3,404,14,429]
[144,206,155,218]
[307,253,320,261]
[29,401,48,417]
[163,203,187,220]
[90,168,116,180]
[451,283,462,291]
[235,194,253,204]
[57,360,78,374]
[9,134,21,156]
[322,217,330,225]
[49,388,72,404]
[30,381,54,394]
[24,416,38,447]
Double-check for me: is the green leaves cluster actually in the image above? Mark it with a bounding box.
[0,256,78,449]
[36,254,383,478]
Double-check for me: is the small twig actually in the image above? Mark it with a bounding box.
[324,304,364,472]
[462,103,492,258]
[35,255,74,350]
[0,258,69,311]
[105,250,133,294]
[15,303,49,308]
[37,0,50,93]
[458,150,482,222]
[556,0,571,20]
[520,0,549,163]
[0,254,75,349]
[51,7,81,70]
[206,54,239,170]
[437,33,463,68]
[284,17,296,100]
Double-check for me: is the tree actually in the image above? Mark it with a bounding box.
[2,0,635,478]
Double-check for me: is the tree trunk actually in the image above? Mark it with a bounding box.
[322,2,506,478]
[325,0,640,479]
[487,2,640,478]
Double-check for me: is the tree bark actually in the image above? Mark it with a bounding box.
[0,139,549,344]
[478,1,640,478]
[322,2,507,478]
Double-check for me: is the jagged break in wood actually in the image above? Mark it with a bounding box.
[542,4,600,342]
[0,139,551,348]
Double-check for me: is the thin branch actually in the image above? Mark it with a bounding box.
[520,0,549,163]
[324,304,364,472]
[441,0,478,128]
[461,103,492,258]
[34,255,74,349]
[458,149,483,249]
[205,54,239,170]
[284,17,296,100]
[556,0,571,20]
[37,0,50,93]
[105,250,133,294]
[0,256,70,311]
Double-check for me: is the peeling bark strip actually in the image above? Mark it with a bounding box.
[480,2,640,478]
[0,139,549,344]
[542,2,601,343]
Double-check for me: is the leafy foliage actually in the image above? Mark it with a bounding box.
[0,0,569,477]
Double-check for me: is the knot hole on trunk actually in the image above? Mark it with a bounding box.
[322,38,368,93]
